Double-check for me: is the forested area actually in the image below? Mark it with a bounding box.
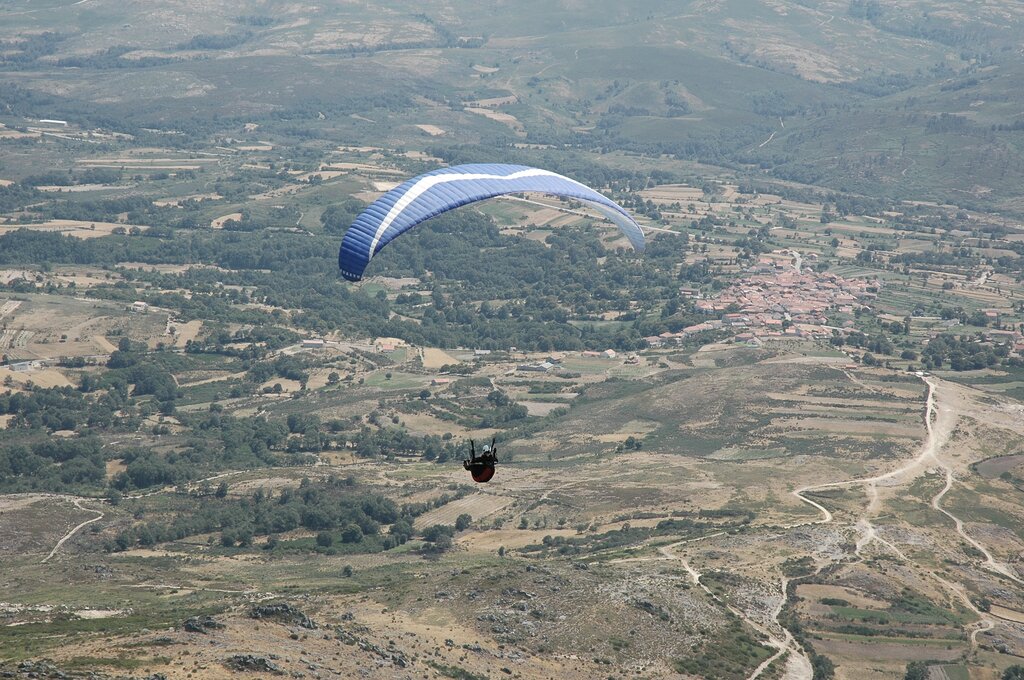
[111,476,390,551]
[0,348,527,495]
[108,475,471,556]
[0,207,703,351]
[920,334,1016,371]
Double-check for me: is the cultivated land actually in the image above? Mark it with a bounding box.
[2,2,1024,679]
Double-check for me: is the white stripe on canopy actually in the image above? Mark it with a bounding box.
[368,167,578,255]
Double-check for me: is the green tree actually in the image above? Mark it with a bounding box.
[237,526,254,547]
[903,662,928,680]
[812,654,835,680]
[341,524,363,543]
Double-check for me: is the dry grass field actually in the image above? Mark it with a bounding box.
[0,219,148,239]
[1,277,1023,679]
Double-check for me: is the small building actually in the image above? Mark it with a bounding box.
[10,361,37,372]
[302,338,325,349]
[517,363,550,373]
[474,349,492,356]
[39,119,68,126]
[603,349,617,359]
[374,337,405,353]
[130,301,148,313]
[431,377,452,386]
[644,336,664,348]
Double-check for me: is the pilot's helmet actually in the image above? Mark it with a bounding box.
[482,444,491,453]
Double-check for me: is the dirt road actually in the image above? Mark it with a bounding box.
[792,375,1015,649]
[41,498,103,564]
[659,534,813,680]
[927,392,1024,585]
[793,377,941,549]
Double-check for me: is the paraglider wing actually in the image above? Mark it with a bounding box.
[338,163,645,281]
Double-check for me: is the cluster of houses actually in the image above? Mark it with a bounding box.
[981,328,1024,356]
[646,267,881,348]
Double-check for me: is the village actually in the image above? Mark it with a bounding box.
[645,255,1024,360]
[646,257,882,349]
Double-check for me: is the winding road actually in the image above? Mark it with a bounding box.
[931,443,1023,585]
[41,498,104,564]
[604,375,990,678]
[658,533,813,680]
[27,371,1020,672]
[792,375,1019,650]
[39,469,257,564]
[793,377,941,545]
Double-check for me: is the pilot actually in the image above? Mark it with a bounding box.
[463,439,497,483]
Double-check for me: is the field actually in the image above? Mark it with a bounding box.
[1,156,1022,676]
[4,330,1024,678]
[2,1,1024,678]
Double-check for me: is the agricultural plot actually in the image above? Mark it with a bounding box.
[413,492,514,529]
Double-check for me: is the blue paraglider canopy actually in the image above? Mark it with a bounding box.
[338,163,645,281]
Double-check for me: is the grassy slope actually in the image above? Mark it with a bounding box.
[3,0,1024,211]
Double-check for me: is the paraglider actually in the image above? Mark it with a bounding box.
[338,163,645,281]
[463,438,498,483]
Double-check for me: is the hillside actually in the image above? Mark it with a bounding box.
[2,3,1024,680]
[2,1,1024,212]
